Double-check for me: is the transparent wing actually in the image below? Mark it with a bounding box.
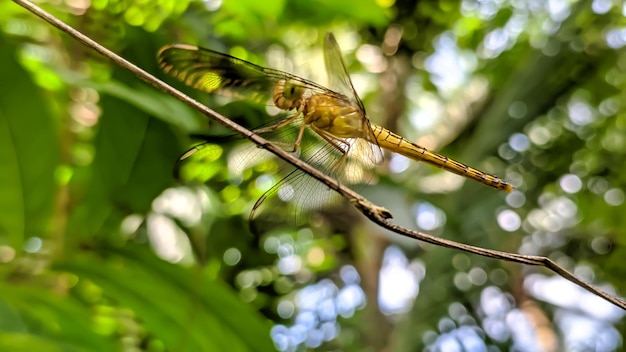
[323,33,367,113]
[174,117,306,184]
[323,33,384,166]
[158,44,339,105]
[249,145,345,235]
[249,132,380,235]
[249,167,342,235]
[175,118,379,235]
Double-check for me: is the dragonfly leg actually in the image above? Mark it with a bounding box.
[311,126,351,177]
[270,117,312,154]
[265,121,307,153]
[290,120,309,153]
[253,104,305,135]
[311,126,349,154]
[253,106,307,152]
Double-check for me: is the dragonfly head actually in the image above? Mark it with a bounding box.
[273,79,305,111]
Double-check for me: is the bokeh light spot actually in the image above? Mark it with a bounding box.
[454,272,472,291]
[223,247,242,266]
[497,209,521,232]
[559,174,582,194]
[590,237,612,254]
[508,101,527,118]
[505,190,526,208]
[23,237,42,253]
[604,188,624,206]
[509,133,530,152]
[277,300,295,319]
[0,246,16,263]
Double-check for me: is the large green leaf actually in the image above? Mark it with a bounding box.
[0,33,59,248]
[58,247,274,352]
[66,31,188,242]
[0,284,118,351]
[66,83,183,241]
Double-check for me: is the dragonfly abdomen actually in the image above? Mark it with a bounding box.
[372,125,513,192]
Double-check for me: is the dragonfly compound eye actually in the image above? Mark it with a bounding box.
[273,79,304,110]
[284,80,304,99]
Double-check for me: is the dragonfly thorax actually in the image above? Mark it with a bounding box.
[305,94,367,139]
[273,79,306,111]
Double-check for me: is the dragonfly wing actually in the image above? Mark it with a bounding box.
[323,34,364,110]
[250,134,382,235]
[158,44,333,105]
[344,138,383,182]
[323,33,384,166]
[177,123,377,236]
[174,142,225,183]
[175,117,307,183]
[249,142,345,235]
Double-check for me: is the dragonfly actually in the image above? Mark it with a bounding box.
[158,33,512,231]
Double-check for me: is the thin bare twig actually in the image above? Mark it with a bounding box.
[13,0,625,310]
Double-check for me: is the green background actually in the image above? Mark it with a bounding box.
[1,0,624,351]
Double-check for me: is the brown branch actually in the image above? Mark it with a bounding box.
[13,0,625,311]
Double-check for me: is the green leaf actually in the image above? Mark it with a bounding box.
[59,247,274,352]
[67,90,182,240]
[0,284,118,351]
[0,32,59,247]
[82,80,203,133]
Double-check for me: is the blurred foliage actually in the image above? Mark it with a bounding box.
[2,0,626,351]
